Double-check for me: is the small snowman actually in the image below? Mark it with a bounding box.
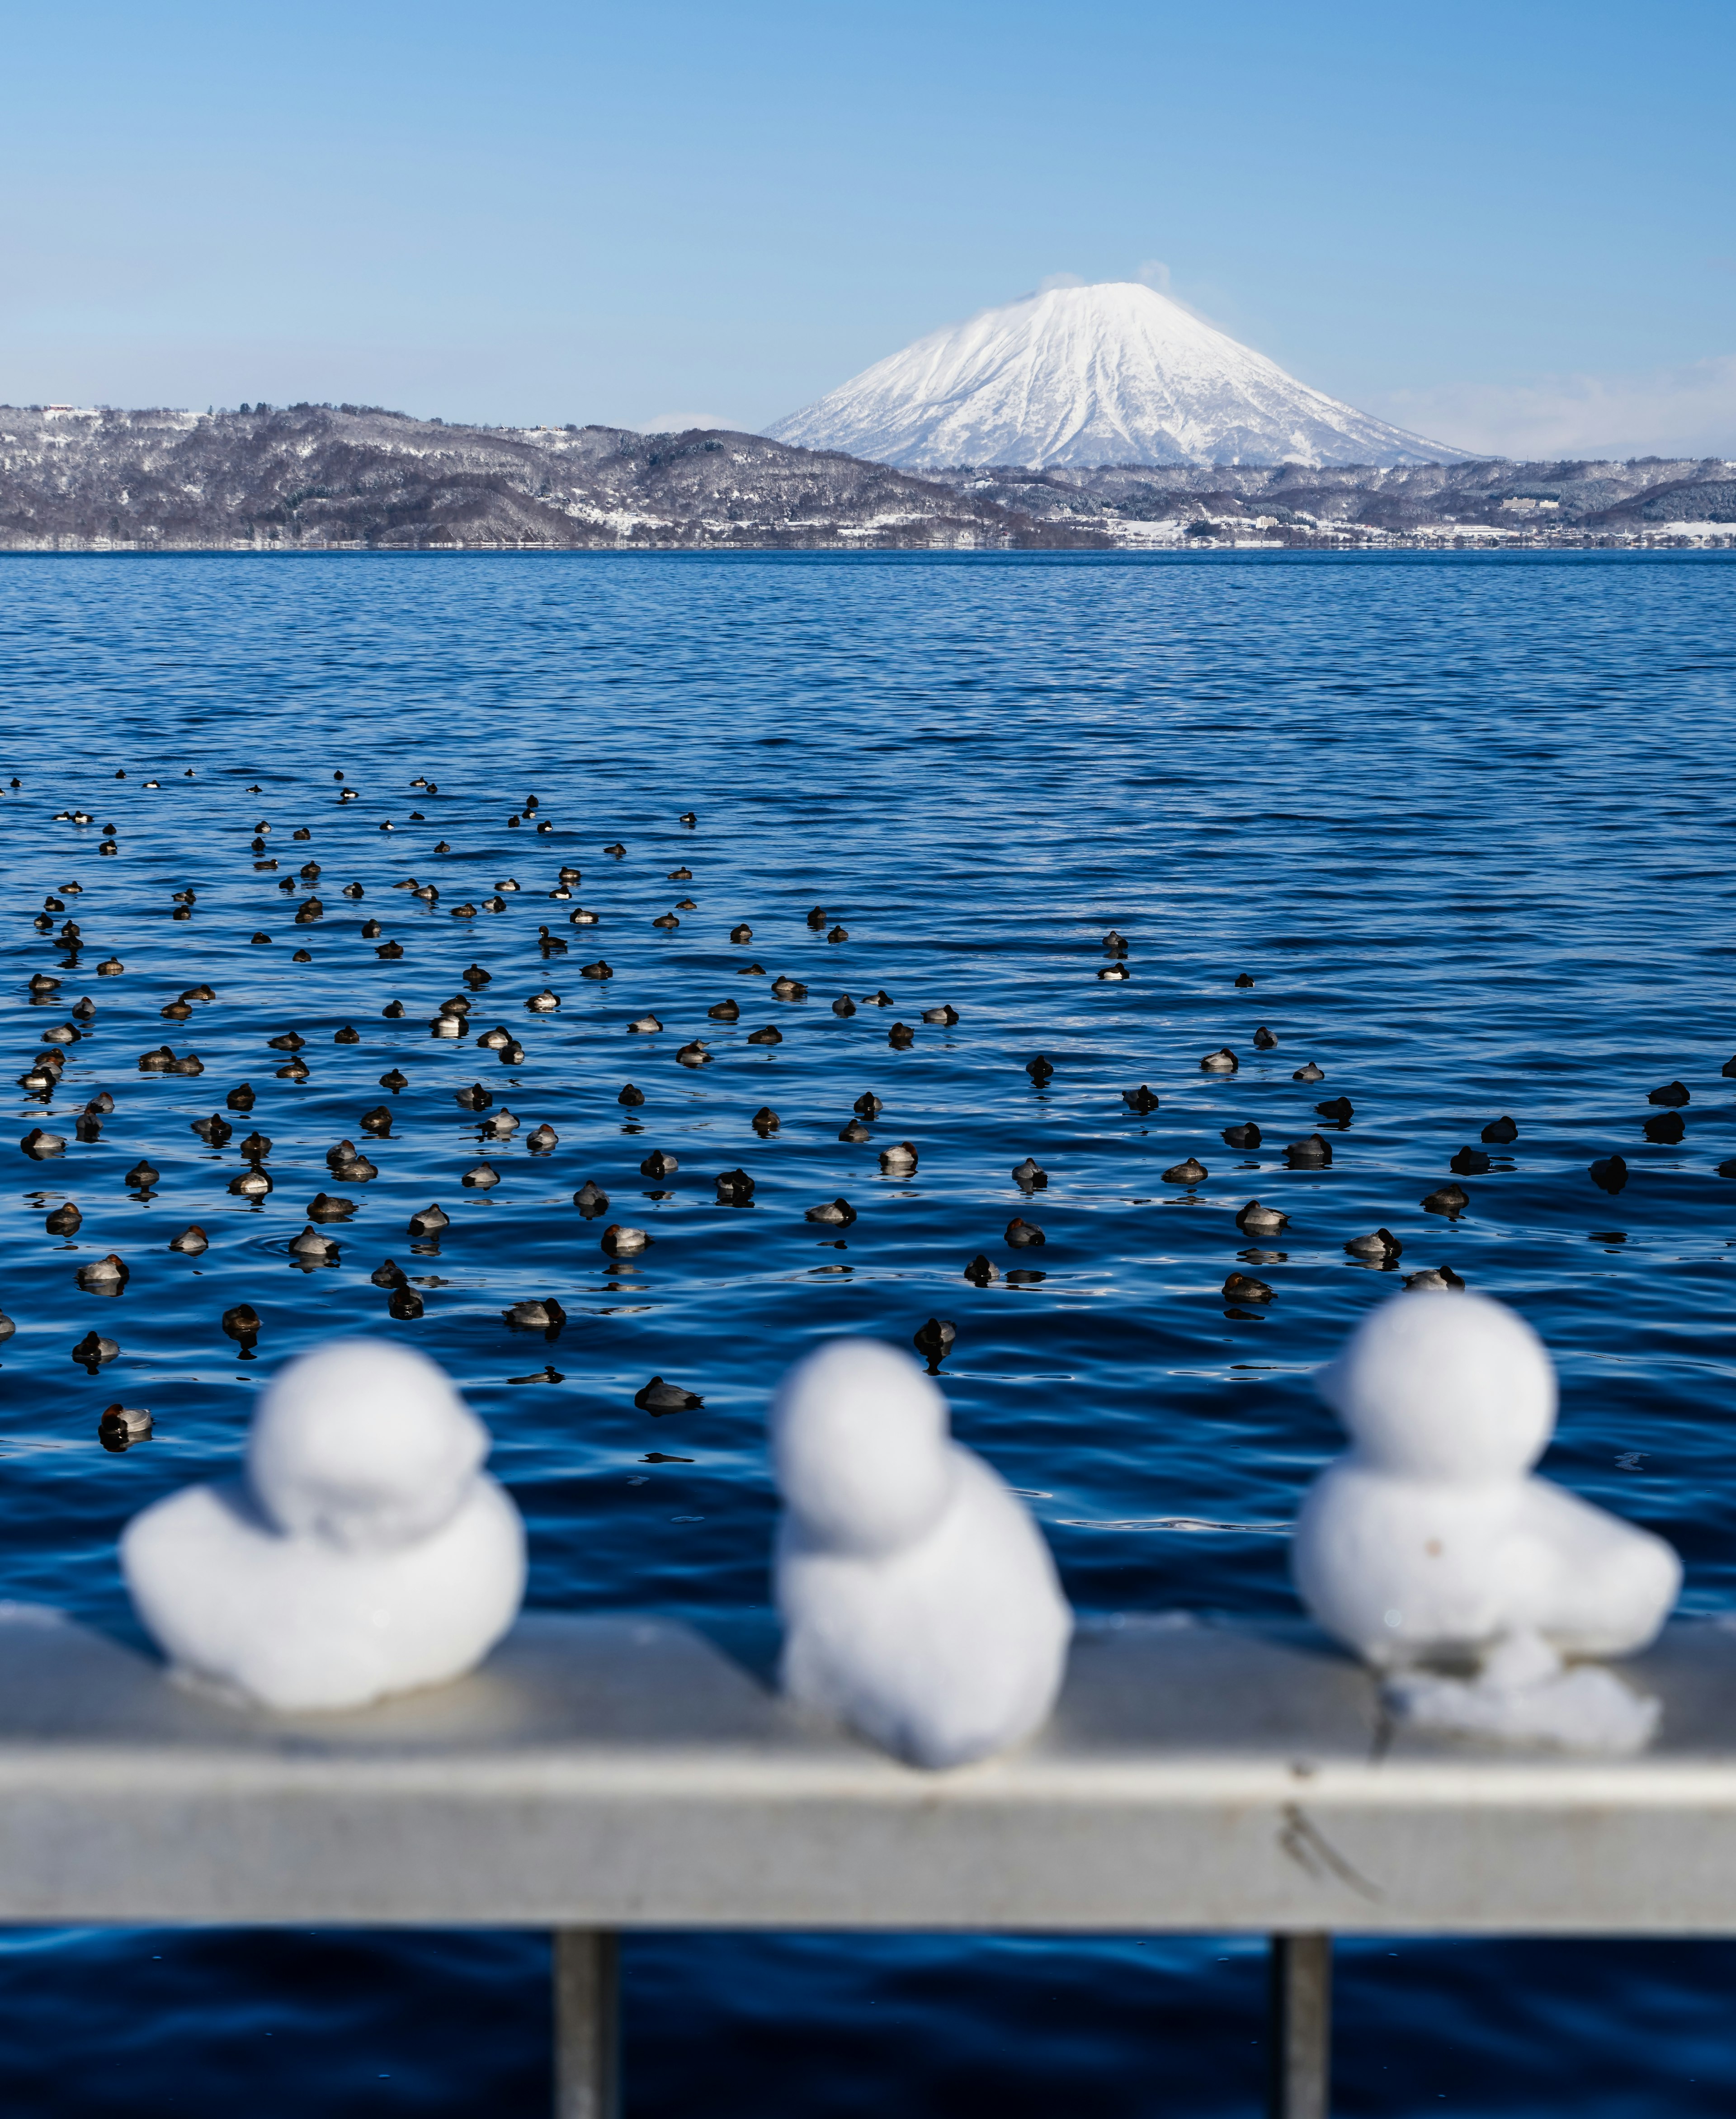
[1293,1291,1679,1749]
[123,1339,525,1712]
[771,1339,1072,1769]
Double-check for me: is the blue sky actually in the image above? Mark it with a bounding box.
[2,0,1732,456]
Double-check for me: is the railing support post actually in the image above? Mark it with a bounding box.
[1267,1931,1331,2119]
[552,1928,619,2119]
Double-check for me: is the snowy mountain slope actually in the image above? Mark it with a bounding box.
[766,281,1471,469]
[0,407,1109,550]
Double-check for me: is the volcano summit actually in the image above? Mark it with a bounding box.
[767,280,1470,471]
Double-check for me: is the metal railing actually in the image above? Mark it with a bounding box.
[1,1604,1730,2118]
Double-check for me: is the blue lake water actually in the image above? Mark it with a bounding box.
[0,547,1733,2112]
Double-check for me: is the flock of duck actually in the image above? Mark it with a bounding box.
[14,774,1729,1388]
[1,770,1710,1759]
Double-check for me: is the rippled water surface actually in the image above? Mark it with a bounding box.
[0,549,1733,2113]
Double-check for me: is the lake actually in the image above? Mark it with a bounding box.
[0,548,1732,2113]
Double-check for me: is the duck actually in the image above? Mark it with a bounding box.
[1236,1200,1288,1236]
[879,1141,918,1175]
[504,1298,566,1334]
[76,1252,129,1290]
[1163,1157,1208,1185]
[1222,1123,1261,1150]
[289,1226,339,1262]
[1589,1155,1628,1194]
[922,1005,959,1025]
[676,1040,712,1067]
[99,1403,153,1450]
[1026,1055,1054,1085]
[1252,1026,1277,1049]
[963,1254,1000,1284]
[911,1317,956,1367]
[1451,1146,1491,1175]
[833,997,857,1017]
[715,1168,755,1202]
[1005,1216,1045,1247]
[1292,1292,1680,1685]
[120,1338,526,1712]
[618,1083,645,1106]
[1316,1096,1354,1123]
[635,1376,702,1414]
[602,1224,650,1256]
[854,1093,884,1118]
[752,1106,780,1134]
[640,1149,678,1178]
[573,1180,610,1216]
[526,1124,558,1154]
[1293,1061,1325,1083]
[806,1198,857,1226]
[1285,1134,1332,1167]
[770,1339,1071,1769]
[1199,1048,1237,1074]
[1404,1265,1466,1291]
[1222,1271,1273,1303]
[838,1118,872,1143]
[1011,1157,1047,1189]
[217,1297,262,1347]
[1481,1116,1519,1144]
[1422,1182,1470,1216]
[170,1226,209,1255]
[1123,1086,1160,1114]
[1344,1227,1402,1263]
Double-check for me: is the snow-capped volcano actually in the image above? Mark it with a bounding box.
[766,281,1468,469]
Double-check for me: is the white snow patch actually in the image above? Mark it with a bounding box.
[1385,1630,1659,1754]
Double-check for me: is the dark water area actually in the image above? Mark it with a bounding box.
[0,547,1731,2112]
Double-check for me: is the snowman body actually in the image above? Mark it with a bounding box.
[1293,1293,1679,1668]
[123,1339,525,1711]
[772,1340,1072,1769]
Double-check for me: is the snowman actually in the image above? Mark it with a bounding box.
[1293,1291,1679,1749]
[771,1339,1072,1769]
[123,1339,525,1712]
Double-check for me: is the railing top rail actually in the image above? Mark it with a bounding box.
[3,1607,1736,1934]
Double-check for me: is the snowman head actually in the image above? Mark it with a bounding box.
[1317,1290,1556,1482]
[770,1338,956,1557]
[249,1338,490,1553]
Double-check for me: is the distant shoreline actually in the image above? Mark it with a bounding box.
[0,405,1730,552]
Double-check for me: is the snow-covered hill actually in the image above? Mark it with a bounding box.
[766,281,1470,469]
